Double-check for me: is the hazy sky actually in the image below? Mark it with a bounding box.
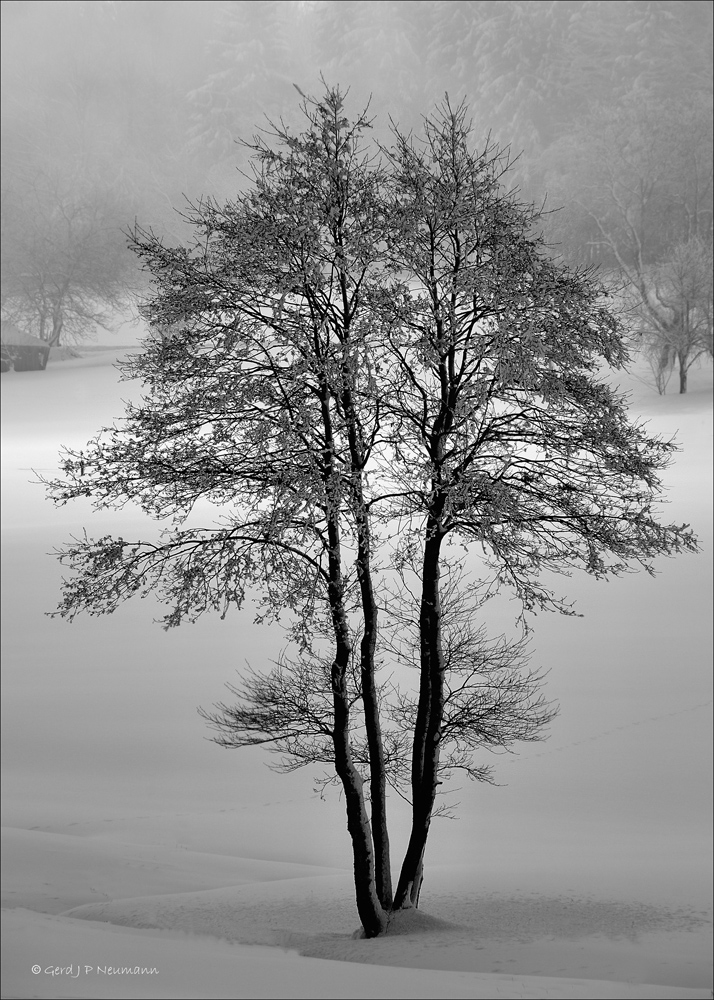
[2,2,712,342]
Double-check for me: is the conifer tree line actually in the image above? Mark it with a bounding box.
[2,2,711,381]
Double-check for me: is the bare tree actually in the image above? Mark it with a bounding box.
[638,237,713,393]
[44,88,698,937]
[1,167,135,347]
[48,88,396,936]
[543,93,713,392]
[376,99,699,906]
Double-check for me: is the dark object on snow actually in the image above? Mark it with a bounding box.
[1,322,50,372]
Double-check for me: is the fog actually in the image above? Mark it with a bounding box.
[2,2,712,326]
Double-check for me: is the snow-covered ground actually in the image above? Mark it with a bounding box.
[2,347,712,999]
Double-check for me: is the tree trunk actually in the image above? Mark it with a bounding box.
[345,429,392,909]
[321,386,388,937]
[326,517,388,936]
[393,320,455,911]
[331,652,389,937]
[339,305,393,910]
[49,308,64,348]
[356,530,393,909]
[394,526,445,909]
[678,353,688,393]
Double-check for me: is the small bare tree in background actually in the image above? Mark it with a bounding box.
[1,169,135,347]
[543,93,713,392]
[638,237,713,394]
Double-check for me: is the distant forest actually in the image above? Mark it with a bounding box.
[2,1,712,379]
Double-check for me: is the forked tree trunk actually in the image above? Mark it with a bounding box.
[328,548,388,935]
[321,386,388,937]
[339,297,393,911]
[331,648,389,937]
[326,516,388,936]
[355,527,393,910]
[343,414,393,909]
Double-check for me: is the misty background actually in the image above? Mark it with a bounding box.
[1,0,712,356]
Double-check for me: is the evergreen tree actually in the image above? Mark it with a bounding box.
[188,0,314,185]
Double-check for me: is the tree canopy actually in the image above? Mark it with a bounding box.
[45,87,698,937]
